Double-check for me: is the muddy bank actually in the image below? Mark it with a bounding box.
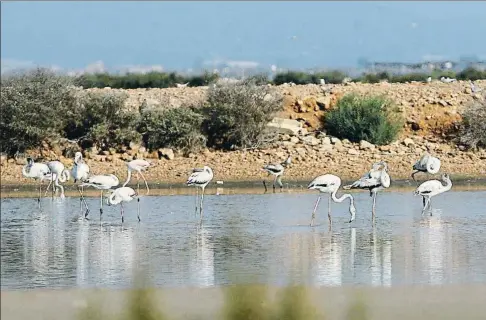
[2,285,486,320]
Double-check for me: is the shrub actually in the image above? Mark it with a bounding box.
[139,107,206,154]
[65,91,141,149]
[356,72,389,84]
[389,73,429,83]
[187,71,220,87]
[457,67,486,81]
[0,68,77,155]
[202,79,283,150]
[273,70,347,85]
[459,95,486,149]
[324,93,404,145]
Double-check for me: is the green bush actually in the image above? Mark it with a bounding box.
[457,67,486,81]
[355,72,389,83]
[324,93,404,145]
[202,79,283,150]
[187,71,220,87]
[139,107,206,154]
[389,73,429,83]
[65,91,141,149]
[0,68,77,155]
[273,70,347,85]
[459,95,486,149]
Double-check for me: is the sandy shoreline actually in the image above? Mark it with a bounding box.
[2,285,486,320]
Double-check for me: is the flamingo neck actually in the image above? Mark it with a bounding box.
[442,179,452,192]
[123,170,131,187]
[22,165,30,177]
[331,189,355,212]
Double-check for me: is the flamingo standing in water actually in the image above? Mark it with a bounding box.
[307,174,356,227]
[411,152,441,181]
[123,158,151,217]
[71,152,90,217]
[22,157,51,205]
[81,174,119,219]
[187,166,214,224]
[107,186,138,223]
[46,160,70,199]
[343,161,390,221]
[262,156,291,193]
[414,173,452,214]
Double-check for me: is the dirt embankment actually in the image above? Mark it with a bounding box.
[1,81,485,186]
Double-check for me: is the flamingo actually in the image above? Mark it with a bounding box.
[343,161,390,221]
[71,152,90,216]
[80,174,119,219]
[262,156,291,193]
[414,173,452,214]
[22,157,51,205]
[107,187,138,223]
[123,158,151,217]
[187,166,214,223]
[307,174,356,227]
[411,152,441,181]
[46,160,70,199]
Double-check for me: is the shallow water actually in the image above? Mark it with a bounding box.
[1,190,486,290]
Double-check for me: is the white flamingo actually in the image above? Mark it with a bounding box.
[343,161,390,221]
[262,156,291,193]
[412,152,441,181]
[22,157,51,205]
[307,174,356,227]
[80,174,119,219]
[107,187,138,223]
[46,160,70,199]
[71,152,90,217]
[414,173,452,214]
[122,158,151,218]
[187,166,214,223]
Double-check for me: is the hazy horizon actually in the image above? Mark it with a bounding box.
[2,1,486,74]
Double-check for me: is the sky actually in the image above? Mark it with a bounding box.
[2,1,486,74]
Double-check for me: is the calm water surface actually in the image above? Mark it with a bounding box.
[1,190,486,290]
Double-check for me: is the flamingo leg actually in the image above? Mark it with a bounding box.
[100,191,103,220]
[272,175,277,193]
[277,176,283,192]
[422,197,430,214]
[263,180,268,193]
[372,192,377,222]
[137,173,141,221]
[121,202,124,223]
[51,174,54,199]
[310,196,321,227]
[38,180,42,207]
[195,187,199,216]
[328,194,332,227]
[44,179,52,197]
[199,187,205,224]
[77,185,90,218]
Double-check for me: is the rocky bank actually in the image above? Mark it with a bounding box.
[1,80,485,187]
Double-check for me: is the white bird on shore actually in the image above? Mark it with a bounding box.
[187,166,214,224]
[22,157,51,205]
[81,174,119,219]
[414,173,452,214]
[123,158,151,218]
[470,80,482,93]
[307,174,356,227]
[46,160,70,199]
[411,152,441,181]
[107,187,138,223]
[343,161,390,221]
[262,156,291,193]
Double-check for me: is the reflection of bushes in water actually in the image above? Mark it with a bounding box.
[78,284,369,320]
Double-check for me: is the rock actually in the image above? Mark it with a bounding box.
[342,139,351,145]
[290,136,300,144]
[295,147,306,157]
[403,138,415,147]
[106,155,113,162]
[303,135,320,146]
[0,155,7,165]
[102,150,110,156]
[281,134,291,141]
[439,100,448,107]
[266,117,303,135]
[139,146,147,153]
[348,149,359,155]
[158,148,175,160]
[359,140,375,150]
[316,96,332,110]
[319,144,334,153]
[379,145,391,152]
[330,137,341,145]
[322,137,331,145]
